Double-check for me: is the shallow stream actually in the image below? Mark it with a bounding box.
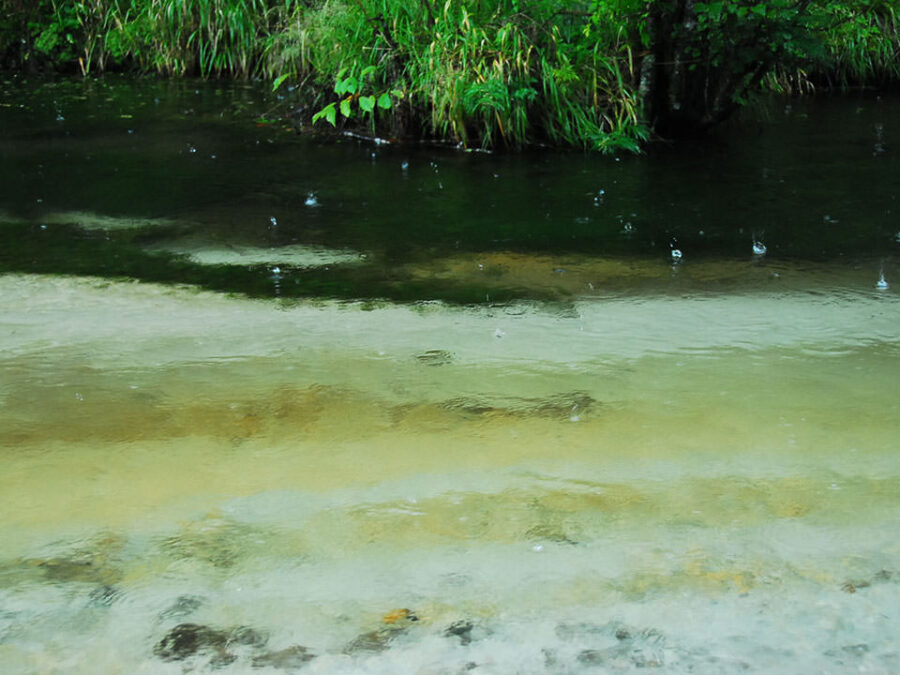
[1,77,899,673]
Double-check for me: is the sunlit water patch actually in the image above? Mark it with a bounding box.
[144,238,366,268]
[39,211,178,232]
[1,273,898,673]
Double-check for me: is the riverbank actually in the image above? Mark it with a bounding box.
[3,1,900,151]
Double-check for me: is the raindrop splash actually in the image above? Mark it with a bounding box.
[670,239,683,262]
[270,266,283,297]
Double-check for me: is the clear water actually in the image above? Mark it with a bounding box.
[0,77,899,673]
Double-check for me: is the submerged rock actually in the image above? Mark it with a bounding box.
[415,349,454,366]
[251,645,316,668]
[24,535,126,586]
[443,620,475,646]
[160,517,263,569]
[524,524,578,546]
[159,594,205,619]
[344,608,419,654]
[559,621,665,669]
[841,569,895,593]
[153,623,269,666]
[577,642,663,669]
[154,623,233,663]
[229,626,268,649]
[442,391,597,423]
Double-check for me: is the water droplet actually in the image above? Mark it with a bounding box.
[305,192,319,207]
[401,161,409,171]
[188,145,196,154]
[55,114,64,122]
[269,216,278,227]
[670,239,683,262]
[753,240,767,256]
[876,274,888,290]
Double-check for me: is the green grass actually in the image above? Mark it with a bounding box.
[3,0,899,150]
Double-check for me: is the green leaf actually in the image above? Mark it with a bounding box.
[335,76,358,96]
[272,74,290,92]
[377,93,393,109]
[340,96,353,117]
[359,95,376,113]
[312,102,337,127]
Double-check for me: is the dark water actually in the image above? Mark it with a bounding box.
[1,75,898,302]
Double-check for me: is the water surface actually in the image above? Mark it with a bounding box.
[1,77,899,673]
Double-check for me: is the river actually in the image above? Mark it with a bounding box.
[1,76,898,673]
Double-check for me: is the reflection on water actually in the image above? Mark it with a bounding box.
[1,77,900,672]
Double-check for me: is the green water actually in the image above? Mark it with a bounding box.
[0,77,899,673]
[1,77,898,298]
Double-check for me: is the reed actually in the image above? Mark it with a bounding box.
[820,1,900,85]
[2,0,300,77]
[300,0,646,151]
[3,0,899,151]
